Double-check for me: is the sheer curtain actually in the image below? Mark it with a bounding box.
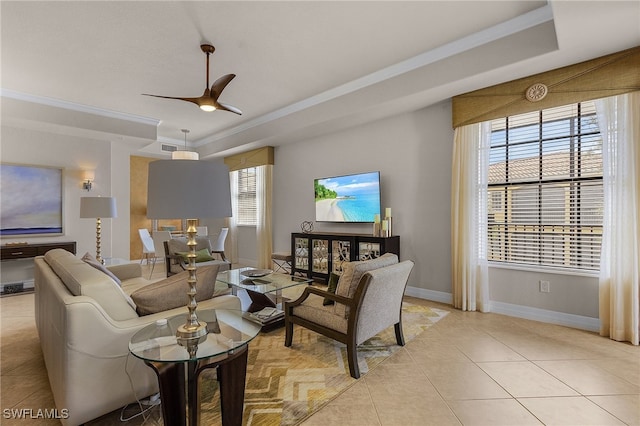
[451,122,491,312]
[256,165,273,269]
[595,91,640,345]
[227,170,239,266]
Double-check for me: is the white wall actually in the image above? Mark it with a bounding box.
[273,102,454,292]
[1,125,139,261]
[1,126,115,258]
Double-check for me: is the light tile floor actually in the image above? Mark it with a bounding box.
[1,263,638,425]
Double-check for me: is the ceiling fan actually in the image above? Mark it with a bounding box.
[143,44,242,115]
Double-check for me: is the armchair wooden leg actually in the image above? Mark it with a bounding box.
[346,342,360,379]
[284,320,294,347]
[394,322,405,346]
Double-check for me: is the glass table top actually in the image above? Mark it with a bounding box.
[129,309,261,363]
[216,268,313,294]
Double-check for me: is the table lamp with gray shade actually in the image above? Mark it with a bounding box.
[147,159,232,356]
[80,197,117,264]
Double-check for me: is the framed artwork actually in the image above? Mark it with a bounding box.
[1,163,64,237]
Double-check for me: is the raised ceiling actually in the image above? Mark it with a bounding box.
[1,1,639,158]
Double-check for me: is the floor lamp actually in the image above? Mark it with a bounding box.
[80,197,117,264]
[147,159,231,356]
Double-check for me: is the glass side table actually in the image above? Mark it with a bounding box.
[129,309,261,426]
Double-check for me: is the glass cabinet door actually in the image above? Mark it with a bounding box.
[331,239,351,274]
[294,237,309,271]
[312,239,329,274]
[358,242,381,260]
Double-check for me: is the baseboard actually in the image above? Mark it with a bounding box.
[405,286,600,332]
[405,286,452,304]
[489,301,600,332]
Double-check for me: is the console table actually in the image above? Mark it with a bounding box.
[1,241,76,295]
[0,241,76,260]
[291,232,400,283]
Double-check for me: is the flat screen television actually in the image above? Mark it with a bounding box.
[1,163,64,237]
[314,171,381,223]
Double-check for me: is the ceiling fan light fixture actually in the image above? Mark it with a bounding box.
[143,44,241,115]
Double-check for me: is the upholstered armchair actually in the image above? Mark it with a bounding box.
[164,237,231,277]
[284,253,414,378]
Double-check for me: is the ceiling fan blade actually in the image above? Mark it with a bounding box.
[142,94,201,106]
[217,102,242,115]
[211,74,236,99]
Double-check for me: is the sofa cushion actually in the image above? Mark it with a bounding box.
[334,253,398,317]
[44,249,138,321]
[296,292,348,334]
[130,265,220,316]
[81,252,121,285]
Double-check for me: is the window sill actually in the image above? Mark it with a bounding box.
[488,261,599,278]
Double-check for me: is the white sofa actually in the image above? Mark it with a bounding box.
[34,249,240,426]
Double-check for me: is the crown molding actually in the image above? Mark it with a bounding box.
[0,88,160,127]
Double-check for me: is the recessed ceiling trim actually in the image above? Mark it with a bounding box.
[196,4,554,146]
[0,88,161,127]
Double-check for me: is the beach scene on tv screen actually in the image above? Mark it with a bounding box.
[0,164,63,236]
[315,172,380,222]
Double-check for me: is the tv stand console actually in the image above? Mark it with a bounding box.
[1,241,76,295]
[291,232,399,283]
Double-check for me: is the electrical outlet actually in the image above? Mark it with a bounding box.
[539,280,550,293]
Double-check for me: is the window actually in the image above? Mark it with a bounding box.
[487,101,603,270]
[236,167,257,226]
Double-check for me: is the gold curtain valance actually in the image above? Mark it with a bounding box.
[452,45,640,128]
[224,146,274,172]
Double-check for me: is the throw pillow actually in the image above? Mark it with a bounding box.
[195,248,214,262]
[81,252,122,286]
[323,272,340,306]
[175,248,214,263]
[130,265,220,315]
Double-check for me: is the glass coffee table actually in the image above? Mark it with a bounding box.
[216,268,313,330]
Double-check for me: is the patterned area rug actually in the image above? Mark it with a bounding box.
[89,303,447,425]
[197,303,448,425]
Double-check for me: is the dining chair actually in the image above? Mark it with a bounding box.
[138,229,157,278]
[211,227,229,261]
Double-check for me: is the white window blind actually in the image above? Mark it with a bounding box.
[488,101,603,270]
[236,167,257,226]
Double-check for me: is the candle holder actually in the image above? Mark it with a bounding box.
[384,207,392,237]
[381,219,390,237]
[373,213,381,237]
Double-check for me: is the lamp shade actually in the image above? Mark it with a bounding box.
[147,159,232,219]
[80,197,117,218]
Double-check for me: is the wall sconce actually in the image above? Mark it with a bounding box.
[82,171,95,191]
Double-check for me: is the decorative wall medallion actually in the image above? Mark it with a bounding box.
[525,83,548,102]
[301,221,314,233]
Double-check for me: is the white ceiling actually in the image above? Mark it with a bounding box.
[2,1,639,158]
